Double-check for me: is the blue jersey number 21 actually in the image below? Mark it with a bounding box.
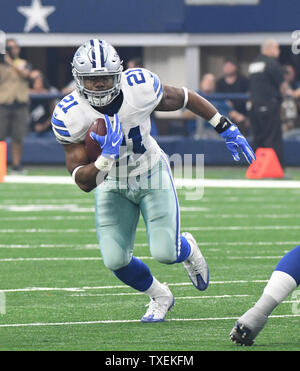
[58,95,78,114]
[126,69,146,86]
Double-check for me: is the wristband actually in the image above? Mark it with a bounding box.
[208,112,222,127]
[94,155,114,172]
[71,165,84,182]
[182,87,189,109]
[209,113,232,134]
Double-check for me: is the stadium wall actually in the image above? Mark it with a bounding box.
[4,136,300,167]
[3,0,300,36]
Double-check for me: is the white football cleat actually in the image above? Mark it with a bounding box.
[141,283,175,323]
[182,232,209,291]
[230,307,268,346]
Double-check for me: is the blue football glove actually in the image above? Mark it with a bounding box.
[90,114,124,159]
[220,124,256,164]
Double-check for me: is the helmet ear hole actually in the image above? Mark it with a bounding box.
[76,57,85,65]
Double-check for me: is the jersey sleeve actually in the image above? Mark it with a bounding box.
[51,104,73,145]
[123,68,163,113]
[51,93,87,145]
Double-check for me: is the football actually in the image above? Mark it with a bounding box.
[85,118,107,162]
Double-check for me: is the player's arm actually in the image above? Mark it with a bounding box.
[156,85,256,164]
[64,143,106,193]
[155,85,217,120]
[63,114,123,193]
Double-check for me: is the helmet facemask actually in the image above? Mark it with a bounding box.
[73,70,122,107]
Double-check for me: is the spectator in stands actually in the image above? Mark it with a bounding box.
[216,59,250,134]
[216,59,249,116]
[281,65,300,127]
[282,65,300,89]
[281,65,299,133]
[0,38,32,174]
[126,57,143,69]
[248,39,286,167]
[182,73,246,138]
[29,70,58,135]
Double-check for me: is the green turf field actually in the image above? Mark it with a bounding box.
[0,167,300,351]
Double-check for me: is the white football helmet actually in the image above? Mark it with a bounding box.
[72,39,123,107]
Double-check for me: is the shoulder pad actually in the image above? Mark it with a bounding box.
[122,68,163,110]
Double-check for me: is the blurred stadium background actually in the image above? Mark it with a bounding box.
[1,0,300,168]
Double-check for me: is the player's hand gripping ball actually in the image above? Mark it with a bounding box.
[85,118,107,162]
[86,114,124,162]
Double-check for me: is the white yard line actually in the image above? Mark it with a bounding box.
[0,255,286,262]
[0,213,300,221]
[227,256,283,259]
[4,176,74,184]
[0,243,149,249]
[0,228,96,233]
[0,314,299,328]
[0,225,299,233]
[4,176,300,188]
[0,241,296,249]
[184,225,300,231]
[0,205,94,212]
[69,292,250,299]
[0,216,93,221]
[0,280,268,293]
[200,214,300,219]
[197,241,300,246]
[0,257,103,262]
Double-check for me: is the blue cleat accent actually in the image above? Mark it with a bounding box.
[141,284,175,323]
[182,232,209,291]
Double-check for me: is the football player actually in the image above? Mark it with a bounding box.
[230,245,300,346]
[51,39,255,322]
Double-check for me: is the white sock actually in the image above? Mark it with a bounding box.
[252,271,297,317]
[143,277,168,299]
[263,270,297,303]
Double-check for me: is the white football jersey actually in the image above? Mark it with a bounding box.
[51,68,163,177]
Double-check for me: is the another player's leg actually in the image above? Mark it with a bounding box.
[141,155,209,291]
[94,183,173,322]
[230,245,300,346]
